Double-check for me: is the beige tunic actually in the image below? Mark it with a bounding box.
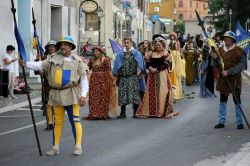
[42,52,87,106]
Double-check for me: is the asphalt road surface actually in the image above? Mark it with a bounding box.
[1,76,250,166]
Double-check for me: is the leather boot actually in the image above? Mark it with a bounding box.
[117,105,126,119]
[133,104,139,118]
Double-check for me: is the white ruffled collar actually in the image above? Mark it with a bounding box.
[124,47,134,52]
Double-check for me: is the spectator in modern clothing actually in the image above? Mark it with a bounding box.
[2,45,17,99]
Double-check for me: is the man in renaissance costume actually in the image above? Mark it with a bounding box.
[113,37,146,119]
[213,31,247,129]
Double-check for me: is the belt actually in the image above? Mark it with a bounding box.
[50,84,78,90]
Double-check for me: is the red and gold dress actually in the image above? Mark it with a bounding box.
[136,53,178,118]
[85,57,117,120]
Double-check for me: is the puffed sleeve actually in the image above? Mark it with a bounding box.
[78,60,88,76]
[87,58,94,70]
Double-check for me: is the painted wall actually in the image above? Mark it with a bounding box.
[175,0,208,21]
[149,0,175,19]
[0,0,19,75]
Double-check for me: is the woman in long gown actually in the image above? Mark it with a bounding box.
[183,41,196,85]
[83,46,117,120]
[136,36,179,118]
[138,40,153,98]
[168,32,183,100]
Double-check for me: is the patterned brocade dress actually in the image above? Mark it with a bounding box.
[117,53,141,106]
[136,55,178,118]
[86,58,117,120]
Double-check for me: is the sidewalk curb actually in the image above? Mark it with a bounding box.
[223,143,250,166]
[242,70,250,80]
[0,97,41,114]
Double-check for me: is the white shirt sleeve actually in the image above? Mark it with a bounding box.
[80,74,89,97]
[26,61,43,70]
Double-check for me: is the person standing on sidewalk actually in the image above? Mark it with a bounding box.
[213,31,247,129]
[20,36,89,156]
[113,37,146,119]
[2,45,17,99]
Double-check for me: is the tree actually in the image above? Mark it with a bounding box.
[208,0,250,33]
[175,21,185,35]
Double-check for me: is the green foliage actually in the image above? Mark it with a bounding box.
[208,0,250,33]
[175,21,185,35]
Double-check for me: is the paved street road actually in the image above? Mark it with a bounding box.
[1,76,250,166]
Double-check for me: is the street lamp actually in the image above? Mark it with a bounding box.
[114,10,122,39]
[152,21,156,35]
[229,8,232,31]
[150,14,159,35]
[173,19,176,32]
[96,6,103,46]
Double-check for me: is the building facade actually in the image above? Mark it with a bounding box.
[174,0,209,35]
[175,0,208,21]
[148,0,209,35]
[0,0,151,72]
[148,0,175,34]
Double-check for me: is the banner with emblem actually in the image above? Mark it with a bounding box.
[235,21,250,55]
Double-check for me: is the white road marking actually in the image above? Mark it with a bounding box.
[223,142,250,166]
[0,115,41,118]
[16,108,41,112]
[0,120,46,136]
[0,97,41,114]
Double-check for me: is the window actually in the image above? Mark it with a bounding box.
[178,13,183,21]
[178,0,183,8]
[85,13,99,31]
[203,3,206,10]
[154,6,160,13]
[190,1,192,8]
[196,2,198,9]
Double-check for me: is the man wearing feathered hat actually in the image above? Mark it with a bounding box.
[212,31,247,129]
[20,36,89,156]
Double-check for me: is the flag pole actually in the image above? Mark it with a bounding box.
[195,9,250,130]
[32,7,49,130]
[11,0,42,155]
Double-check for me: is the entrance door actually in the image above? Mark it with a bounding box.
[51,5,62,40]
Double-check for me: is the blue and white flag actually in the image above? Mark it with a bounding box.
[235,21,250,55]
[14,21,27,62]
